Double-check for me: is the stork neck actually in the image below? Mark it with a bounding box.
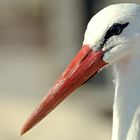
[112,54,140,140]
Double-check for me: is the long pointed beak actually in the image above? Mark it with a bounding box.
[20,45,107,135]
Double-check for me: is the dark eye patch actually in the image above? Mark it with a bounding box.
[105,22,129,40]
[100,22,129,48]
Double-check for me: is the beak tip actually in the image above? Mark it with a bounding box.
[20,126,28,136]
[20,129,25,136]
[20,121,32,136]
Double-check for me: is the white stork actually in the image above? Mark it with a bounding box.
[21,3,140,140]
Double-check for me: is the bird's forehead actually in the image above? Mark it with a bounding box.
[83,3,140,47]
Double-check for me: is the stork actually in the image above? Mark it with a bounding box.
[20,3,140,140]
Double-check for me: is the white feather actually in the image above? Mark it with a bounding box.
[83,3,140,140]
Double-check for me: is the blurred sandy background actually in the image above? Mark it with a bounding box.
[0,0,139,140]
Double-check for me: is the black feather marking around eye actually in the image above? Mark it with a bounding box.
[100,22,129,48]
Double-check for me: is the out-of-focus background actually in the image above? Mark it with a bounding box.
[0,0,139,140]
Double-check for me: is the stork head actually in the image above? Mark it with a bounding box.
[84,3,140,63]
[20,3,140,135]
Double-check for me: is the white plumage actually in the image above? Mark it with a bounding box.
[84,3,140,140]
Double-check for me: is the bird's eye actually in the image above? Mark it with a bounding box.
[110,24,122,35]
[103,22,129,43]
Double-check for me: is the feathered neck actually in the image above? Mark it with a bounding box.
[112,53,140,140]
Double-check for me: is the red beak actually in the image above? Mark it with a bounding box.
[20,45,107,135]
